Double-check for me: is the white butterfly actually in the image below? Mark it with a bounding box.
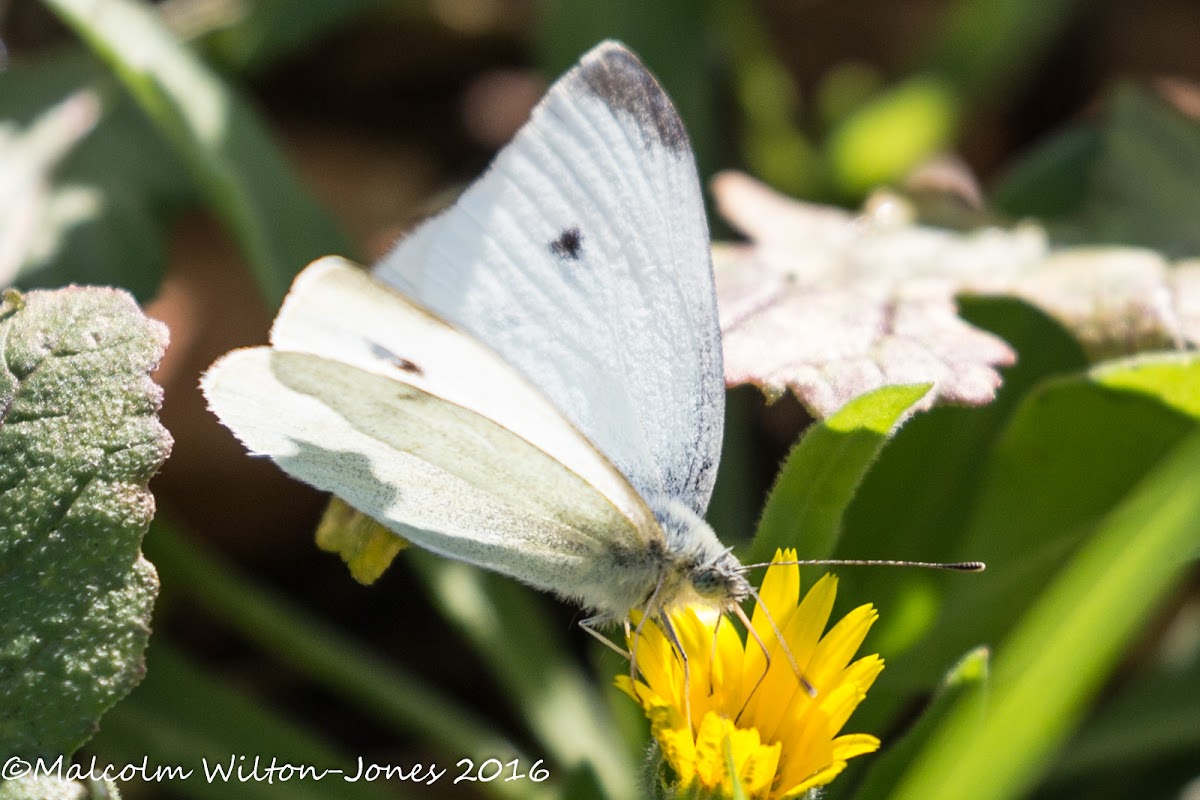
[201,40,749,624]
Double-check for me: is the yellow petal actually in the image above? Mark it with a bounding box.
[657,724,699,786]
[706,612,749,719]
[750,549,800,639]
[315,497,406,584]
[693,712,732,788]
[832,733,881,760]
[804,603,878,691]
[825,655,885,732]
[786,759,849,796]
[746,574,839,741]
[728,726,781,798]
[630,621,682,704]
[621,561,884,800]
[775,703,835,789]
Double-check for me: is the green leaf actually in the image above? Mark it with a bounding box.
[825,75,959,197]
[0,52,191,300]
[142,522,537,792]
[90,643,400,800]
[919,0,1082,102]
[45,0,350,306]
[852,646,989,800]
[864,352,1198,729]
[994,84,1200,258]
[409,553,639,800]
[1081,84,1200,258]
[1091,351,1200,418]
[748,384,932,565]
[888,423,1200,800]
[1046,659,1200,783]
[555,762,608,800]
[201,0,392,75]
[0,85,100,288]
[0,286,170,760]
[990,125,1101,220]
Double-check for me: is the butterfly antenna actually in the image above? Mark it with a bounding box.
[742,558,986,572]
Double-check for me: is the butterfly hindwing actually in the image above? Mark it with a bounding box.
[202,261,665,611]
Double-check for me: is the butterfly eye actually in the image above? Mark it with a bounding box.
[693,567,728,599]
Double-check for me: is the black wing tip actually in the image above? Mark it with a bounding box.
[573,40,690,154]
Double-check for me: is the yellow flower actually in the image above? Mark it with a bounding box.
[616,549,883,799]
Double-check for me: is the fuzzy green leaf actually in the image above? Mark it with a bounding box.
[0,776,117,800]
[748,384,932,564]
[0,287,170,760]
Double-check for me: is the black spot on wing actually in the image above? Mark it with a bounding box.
[576,42,689,153]
[367,341,424,376]
[549,227,583,261]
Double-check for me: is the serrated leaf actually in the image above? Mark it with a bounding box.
[748,383,931,565]
[0,776,113,800]
[0,286,171,760]
[714,171,1200,415]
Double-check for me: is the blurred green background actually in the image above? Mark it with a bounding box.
[3,1,1199,799]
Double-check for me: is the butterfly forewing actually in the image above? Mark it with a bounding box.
[374,41,723,518]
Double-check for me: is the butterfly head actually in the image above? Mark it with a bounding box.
[650,498,751,613]
[691,554,751,607]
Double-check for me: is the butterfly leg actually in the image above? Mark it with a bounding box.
[578,616,631,660]
[732,592,817,726]
[655,612,692,731]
